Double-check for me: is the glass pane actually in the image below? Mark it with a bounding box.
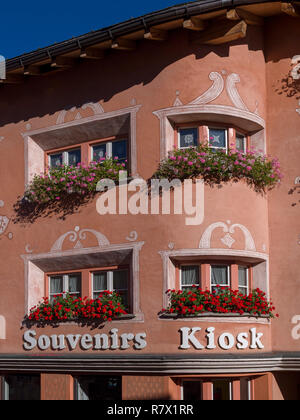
[213,380,231,401]
[93,143,107,162]
[67,149,81,166]
[49,153,63,168]
[182,381,202,400]
[113,270,128,291]
[236,133,246,152]
[181,266,199,287]
[68,274,81,295]
[112,140,127,162]
[238,266,248,287]
[179,128,198,148]
[211,266,229,292]
[93,272,108,298]
[76,376,122,401]
[50,276,63,294]
[113,270,128,308]
[4,375,40,400]
[209,128,226,149]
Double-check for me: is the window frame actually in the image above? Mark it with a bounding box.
[45,265,131,312]
[174,123,250,154]
[179,264,201,290]
[48,271,82,303]
[210,264,231,292]
[91,268,130,309]
[45,134,129,170]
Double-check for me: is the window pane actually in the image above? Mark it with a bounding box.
[76,376,122,401]
[182,381,202,400]
[209,128,226,149]
[236,133,246,152]
[93,143,107,162]
[68,274,81,296]
[67,149,81,166]
[211,266,229,292]
[4,375,40,401]
[93,272,108,298]
[179,128,198,148]
[50,276,63,294]
[238,266,248,295]
[49,153,63,168]
[181,266,199,288]
[112,140,127,163]
[213,380,231,401]
[113,270,128,308]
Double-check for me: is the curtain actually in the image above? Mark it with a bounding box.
[181,266,199,287]
[211,266,228,287]
[69,274,81,296]
[93,272,108,299]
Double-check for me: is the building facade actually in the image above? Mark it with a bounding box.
[0,0,300,400]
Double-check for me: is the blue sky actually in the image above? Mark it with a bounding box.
[0,0,186,59]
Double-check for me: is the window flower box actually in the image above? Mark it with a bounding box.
[161,287,278,319]
[152,145,282,194]
[24,291,128,326]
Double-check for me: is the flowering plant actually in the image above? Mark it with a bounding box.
[161,287,278,318]
[152,144,282,193]
[26,291,128,324]
[24,158,127,204]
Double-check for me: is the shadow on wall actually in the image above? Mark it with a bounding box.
[0,25,264,128]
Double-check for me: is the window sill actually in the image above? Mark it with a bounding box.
[22,313,144,328]
[159,312,271,323]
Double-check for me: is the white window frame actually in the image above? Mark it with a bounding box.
[178,127,199,150]
[91,138,127,161]
[180,264,201,290]
[210,264,231,292]
[212,380,233,401]
[48,273,81,303]
[48,147,81,168]
[238,265,249,295]
[235,132,247,154]
[208,127,228,152]
[92,269,129,301]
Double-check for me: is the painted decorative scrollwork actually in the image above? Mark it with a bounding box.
[51,226,110,252]
[199,221,256,251]
[56,102,104,125]
[189,72,224,105]
[0,216,9,235]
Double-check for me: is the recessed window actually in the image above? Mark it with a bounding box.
[213,380,232,401]
[2,375,40,400]
[180,265,200,290]
[92,269,129,308]
[179,128,198,149]
[49,273,81,304]
[182,381,202,400]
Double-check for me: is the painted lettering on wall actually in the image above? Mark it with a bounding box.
[179,327,264,350]
[291,315,300,340]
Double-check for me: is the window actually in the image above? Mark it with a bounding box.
[2,375,40,400]
[208,128,227,152]
[48,147,81,168]
[46,138,128,170]
[175,124,250,154]
[178,128,198,149]
[75,376,122,401]
[92,269,129,308]
[213,380,232,401]
[92,138,128,165]
[235,132,247,153]
[49,273,81,304]
[211,265,230,292]
[238,266,249,295]
[180,265,200,290]
[182,381,202,400]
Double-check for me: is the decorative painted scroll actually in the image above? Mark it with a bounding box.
[189,72,224,105]
[0,216,9,235]
[199,221,256,251]
[56,102,105,125]
[51,226,110,252]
